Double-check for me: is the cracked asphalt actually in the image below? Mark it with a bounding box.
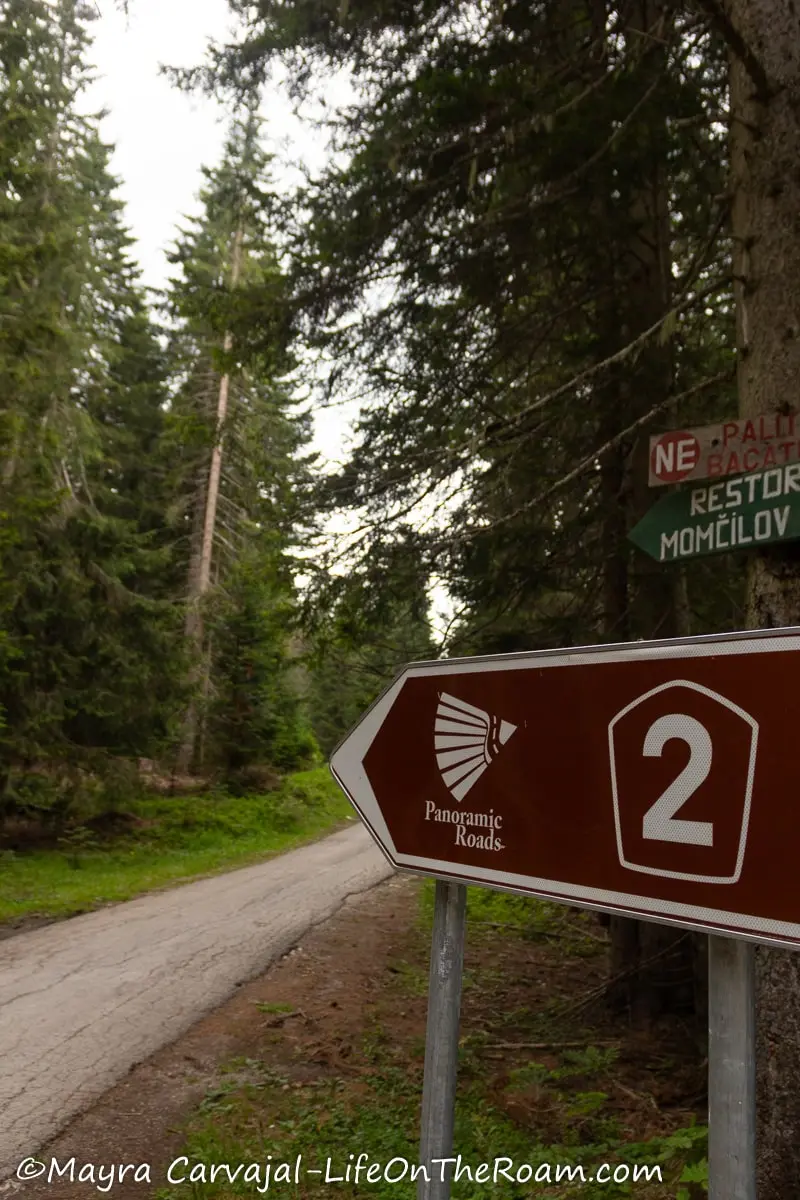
[0,823,392,1178]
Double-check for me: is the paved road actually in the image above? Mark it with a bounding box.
[0,824,392,1177]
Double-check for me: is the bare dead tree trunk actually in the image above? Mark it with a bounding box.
[176,225,245,774]
[174,462,209,773]
[727,2,800,1193]
[197,230,244,598]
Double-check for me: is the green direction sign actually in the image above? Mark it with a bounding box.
[630,464,800,562]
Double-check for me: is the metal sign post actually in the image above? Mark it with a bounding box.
[708,935,756,1200]
[418,881,467,1200]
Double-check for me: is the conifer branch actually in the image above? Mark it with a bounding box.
[433,369,735,551]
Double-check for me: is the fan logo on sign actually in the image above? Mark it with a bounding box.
[424,693,516,852]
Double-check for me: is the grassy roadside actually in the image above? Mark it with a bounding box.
[0,767,354,924]
[155,885,708,1200]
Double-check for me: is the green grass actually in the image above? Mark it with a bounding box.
[155,883,707,1200]
[155,1029,706,1200]
[418,878,604,954]
[0,768,354,923]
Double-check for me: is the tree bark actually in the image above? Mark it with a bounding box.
[176,225,245,774]
[727,2,800,1193]
[197,227,244,598]
[603,0,698,1024]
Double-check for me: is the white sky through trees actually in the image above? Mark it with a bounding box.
[86,0,347,463]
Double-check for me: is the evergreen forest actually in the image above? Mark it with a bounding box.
[5,0,800,1190]
[0,1,745,816]
[0,0,436,824]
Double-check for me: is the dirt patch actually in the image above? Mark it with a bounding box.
[13,879,706,1199]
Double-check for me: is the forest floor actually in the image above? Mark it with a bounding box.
[17,877,708,1200]
[0,768,352,930]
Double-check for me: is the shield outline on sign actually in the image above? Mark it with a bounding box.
[608,680,759,884]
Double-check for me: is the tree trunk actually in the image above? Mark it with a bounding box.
[602,0,698,1024]
[728,3,800,1193]
[175,463,209,773]
[176,225,245,774]
[197,229,244,598]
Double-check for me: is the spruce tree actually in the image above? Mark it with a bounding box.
[162,106,317,778]
[0,0,187,810]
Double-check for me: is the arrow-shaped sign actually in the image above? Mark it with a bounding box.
[648,413,800,487]
[630,464,800,562]
[331,627,800,948]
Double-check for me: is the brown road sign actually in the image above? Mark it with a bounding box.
[330,628,800,949]
[649,413,800,486]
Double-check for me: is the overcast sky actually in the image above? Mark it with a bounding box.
[86,0,232,290]
[84,0,451,630]
[77,4,364,536]
[86,0,333,291]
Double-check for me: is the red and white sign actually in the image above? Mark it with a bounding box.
[649,413,800,486]
[650,430,701,483]
[331,628,800,948]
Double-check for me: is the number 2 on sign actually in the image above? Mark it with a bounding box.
[641,714,713,846]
